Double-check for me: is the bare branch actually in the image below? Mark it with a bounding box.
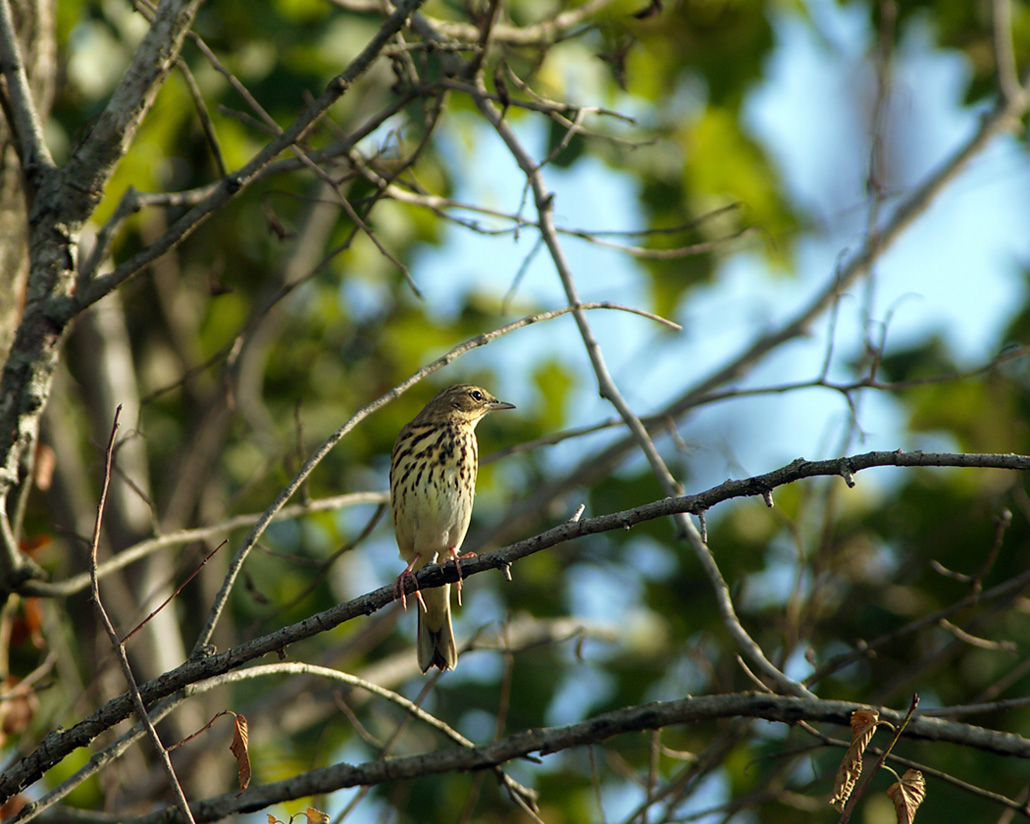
[991,0,1024,106]
[5,448,1030,803]
[29,693,1030,824]
[24,491,389,598]
[56,0,428,320]
[329,0,616,47]
[60,0,205,224]
[0,0,55,178]
[87,406,195,824]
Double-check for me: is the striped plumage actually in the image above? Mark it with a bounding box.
[390,384,515,672]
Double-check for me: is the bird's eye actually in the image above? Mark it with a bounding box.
[471,390,483,401]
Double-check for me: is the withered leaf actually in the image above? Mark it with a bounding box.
[304,807,329,824]
[829,708,880,811]
[887,769,926,823]
[230,713,251,794]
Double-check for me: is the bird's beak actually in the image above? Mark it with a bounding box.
[488,400,516,412]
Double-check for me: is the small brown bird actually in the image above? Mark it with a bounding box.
[390,384,515,672]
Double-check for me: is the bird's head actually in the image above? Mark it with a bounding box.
[415,384,516,425]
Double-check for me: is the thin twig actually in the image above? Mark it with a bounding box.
[88,406,196,824]
[175,59,227,177]
[805,563,1030,688]
[22,491,389,598]
[121,541,227,645]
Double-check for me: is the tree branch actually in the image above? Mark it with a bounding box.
[3,448,1029,803]
[22,491,390,598]
[58,0,205,224]
[0,0,55,181]
[28,693,1030,824]
[58,0,428,320]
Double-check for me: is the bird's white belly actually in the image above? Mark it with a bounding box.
[407,463,473,558]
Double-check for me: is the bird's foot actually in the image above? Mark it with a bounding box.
[395,555,427,612]
[448,548,476,606]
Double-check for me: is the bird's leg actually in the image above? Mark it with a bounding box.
[447,548,477,606]
[395,554,427,612]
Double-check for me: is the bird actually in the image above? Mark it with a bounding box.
[390,384,515,672]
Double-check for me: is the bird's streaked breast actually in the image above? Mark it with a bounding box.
[390,421,478,554]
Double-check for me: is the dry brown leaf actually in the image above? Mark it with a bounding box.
[304,807,329,824]
[887,769,926,823]
[230,713,251,794]
[829,708,881,811]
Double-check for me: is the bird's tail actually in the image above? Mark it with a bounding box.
[417,583,457,672]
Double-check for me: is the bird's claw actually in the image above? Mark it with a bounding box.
[395,554,427,612]
[393,573,409,611]
[448,548,476,606]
